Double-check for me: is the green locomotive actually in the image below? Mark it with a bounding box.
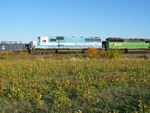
[103,38,150,52]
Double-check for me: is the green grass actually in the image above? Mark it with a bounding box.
[0,55,150,113]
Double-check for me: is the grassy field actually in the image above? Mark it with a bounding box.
[0,53,150,112]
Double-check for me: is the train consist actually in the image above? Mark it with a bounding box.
[1,36,150,53]
[27,36,150,53]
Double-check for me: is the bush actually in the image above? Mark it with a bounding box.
[86,48,98,58]
[74,53,84,59]
[99,50,121,59]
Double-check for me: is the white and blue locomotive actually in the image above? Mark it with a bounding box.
[28,36,102,53]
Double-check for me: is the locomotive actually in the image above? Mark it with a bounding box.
[28,36,102,54]
[103,37,150,52]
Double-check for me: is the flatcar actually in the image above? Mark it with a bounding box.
[28,36,102,53]
[103,37,150,52]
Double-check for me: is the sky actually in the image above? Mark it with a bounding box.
[0,0,150,42]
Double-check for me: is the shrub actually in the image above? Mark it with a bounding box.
[74,53,84,59]
[99,50,121,59]
[86,48,98,58]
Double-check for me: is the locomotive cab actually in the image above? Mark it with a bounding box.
[38,37,49,45]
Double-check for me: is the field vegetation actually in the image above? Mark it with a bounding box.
[0,50,150,112]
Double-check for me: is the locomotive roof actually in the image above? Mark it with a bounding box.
[107,37,150,42]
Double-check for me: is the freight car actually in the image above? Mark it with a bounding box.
[0,41,28,50]
[103,37,150,52]
[28,36,102,54]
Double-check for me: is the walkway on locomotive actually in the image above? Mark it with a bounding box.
[33,36,102,49]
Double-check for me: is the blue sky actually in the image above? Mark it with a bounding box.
[0,0,150,42]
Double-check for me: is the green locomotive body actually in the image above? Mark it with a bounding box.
[107,42,150,49]
[105,38,150,50]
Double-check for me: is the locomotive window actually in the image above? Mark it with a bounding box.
[42,40,47,42]
[50,39,56,41]
[56,36,64,40]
